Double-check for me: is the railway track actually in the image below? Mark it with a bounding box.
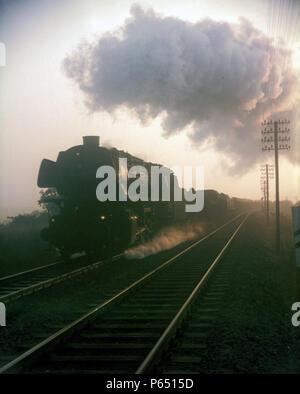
[0,254,122,304]
[0,213,243,305]
[0,212,249,374]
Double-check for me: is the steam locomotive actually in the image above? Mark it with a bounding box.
[37,136,251,260]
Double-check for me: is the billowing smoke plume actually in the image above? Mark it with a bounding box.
[63,5,298,173]
[125,221,205,259]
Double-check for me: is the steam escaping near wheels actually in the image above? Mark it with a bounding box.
[125,221,205,259]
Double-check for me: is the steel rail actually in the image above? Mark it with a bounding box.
[0,260,61,282]
[135,213,249,374]
[0,212,246,374]
[0,254,123,304]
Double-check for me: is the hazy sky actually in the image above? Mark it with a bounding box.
[0,0,299,219]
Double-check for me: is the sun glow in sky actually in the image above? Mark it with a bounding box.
[0,0,299,219]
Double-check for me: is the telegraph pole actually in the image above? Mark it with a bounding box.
[261,119,291,253]
[266,164,269,225]
[260,164,274,225]
[260,176,267,214]
[274,121,280,252]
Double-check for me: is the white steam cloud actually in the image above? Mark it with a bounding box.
[125,221,205,259]
[63,5,298,173]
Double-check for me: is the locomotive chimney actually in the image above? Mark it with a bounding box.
[83,135,100,149]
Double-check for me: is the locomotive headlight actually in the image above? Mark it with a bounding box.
[100,215,106,220]
[51,217,55,223]
[131,215,138,220]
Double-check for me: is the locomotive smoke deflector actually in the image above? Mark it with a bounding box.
[37,159,57,188]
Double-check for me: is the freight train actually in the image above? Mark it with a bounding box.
[37,136,254,260]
